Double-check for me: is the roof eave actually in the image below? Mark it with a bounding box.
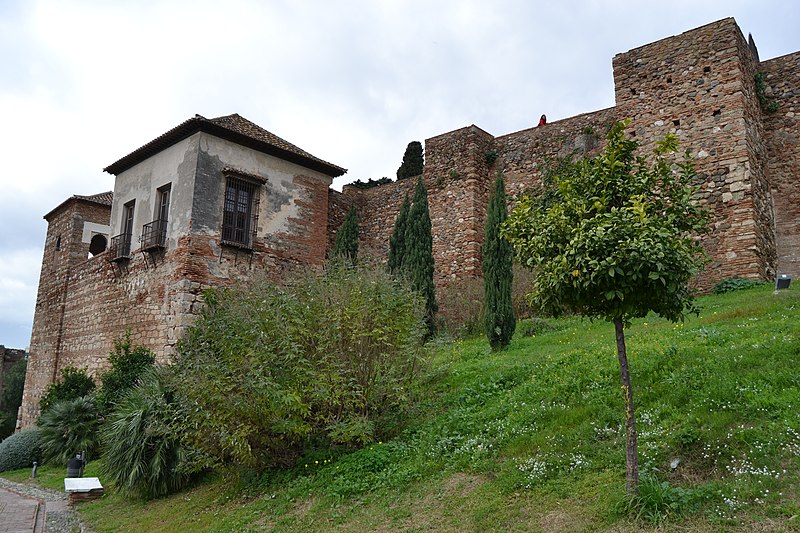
[104,119,347,178]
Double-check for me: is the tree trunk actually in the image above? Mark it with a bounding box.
[614,316,639,495]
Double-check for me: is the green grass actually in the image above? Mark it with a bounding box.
[4,286,799,531]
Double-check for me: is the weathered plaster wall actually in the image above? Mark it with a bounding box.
[111,136,198,247]
[762,51,800,277]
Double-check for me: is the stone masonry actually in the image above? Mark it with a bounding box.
[19,18,799,427]
[332,18,797,296]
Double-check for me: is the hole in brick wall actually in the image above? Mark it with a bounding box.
[55,235,61,251]
[673,119,680,127]
[712,109,721,117]
[630,130,637,137]
[630,88,637,95]
[704,66,711,73]
[667,76,672,83]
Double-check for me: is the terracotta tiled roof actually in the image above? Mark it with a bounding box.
[73,191,113,206]
[104,114,346,178]
[44,191,114,221]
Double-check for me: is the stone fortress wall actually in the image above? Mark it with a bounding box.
[332,18,798,295]
[19,18,799,427]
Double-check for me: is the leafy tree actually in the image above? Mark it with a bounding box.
[502,121,708,494]
[388,193,410,275]
[483,174,516,350]
[332,206,359,265]
[39,366,95,415]
[402,177,437,334]
[0,358,27,438]
[396,141,424,180]
[96,332,156,413]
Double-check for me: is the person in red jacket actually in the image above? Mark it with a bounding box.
[538,114,547,126]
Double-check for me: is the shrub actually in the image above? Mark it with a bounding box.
[712,277,769,294]
[96,333,156,413]
[1,358,27,439]
[39,396,100,465]
[437,277,484,337]
[512,264,536,320]
[0,427,42,472]
[39,366,95,415]
[519,317,557,337]
[173,266,425,470]
[101,367,198,499]
[623,475,706,524]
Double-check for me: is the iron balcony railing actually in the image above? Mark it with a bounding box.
[109,232,132,262]
[141,219,167,251]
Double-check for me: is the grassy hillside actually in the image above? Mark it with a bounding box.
[5,285,799,531]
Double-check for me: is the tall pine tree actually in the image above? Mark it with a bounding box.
[403,177,437,334]
[396,141,424,180]
[332,206,359,265]
[388,193,410,274]
[483,174,515,350]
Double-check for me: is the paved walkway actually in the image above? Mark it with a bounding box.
[0,487,39,533]
[0,479,78,533]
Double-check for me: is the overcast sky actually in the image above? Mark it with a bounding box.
[1,0,798,350]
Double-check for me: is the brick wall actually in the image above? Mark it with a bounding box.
[762,51,800,278]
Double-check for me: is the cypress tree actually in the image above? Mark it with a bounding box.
[332,206,359,265]
[403,177,437,334]
[483,174,516,350]
[396,141,424,180]
[388,193,410,274]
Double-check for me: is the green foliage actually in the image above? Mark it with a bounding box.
[101,367,198,499]
[483,174,516,350]
[348,177,393,190]
[172,266,425,470]
[502,120,709,494]
[388,193,410,275]
[518,317,558,337]
[396,141,424,180]
[712,277,769,294]
[46,288,800,531]
[623,475,707,524]
[332,206,359,265]
[437,277,484,337]
[484,150,498,166]
[402,177,438,335]
[0,427,41,472]
[96,332,156,413]
[502,120,709,324]
[38,396,100,464]
[754,72,779,113]
[0,357,27,439]
[39,366,96,415]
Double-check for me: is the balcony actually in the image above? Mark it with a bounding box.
[141,219,167,252]
[109,233,132,262]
